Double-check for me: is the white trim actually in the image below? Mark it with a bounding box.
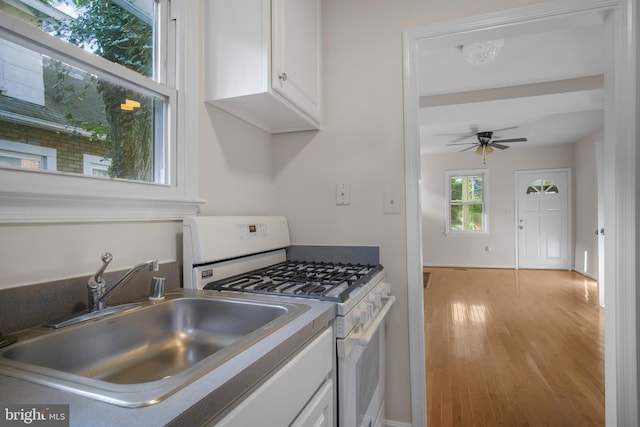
[82,153,111,176]
[384,420,412,427]
[0,190,201,223]
[0,1,201,223]
[423,263,515,270]
[0,139,57,171]
[401,30,427,427]
[403,1,636,426]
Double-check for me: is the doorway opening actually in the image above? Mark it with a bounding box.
[402,1,637,426]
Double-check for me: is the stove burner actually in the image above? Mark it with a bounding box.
[204,260,383,302]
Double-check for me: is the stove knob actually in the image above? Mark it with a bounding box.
[365,293,377,308]
[359,311,368,326]
[353,308,365,328]
[373,294,382,308]
[359,304,372,326]
[380,282,390,297]
[366,302,374,319]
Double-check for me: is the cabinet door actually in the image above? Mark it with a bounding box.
[211,328,333,427]
[271,0,322,122]
[291,379,334,427]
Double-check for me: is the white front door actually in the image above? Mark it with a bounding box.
[516,169,571,269]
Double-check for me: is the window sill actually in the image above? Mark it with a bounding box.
[445,231,490,237]
[0,190,203,223]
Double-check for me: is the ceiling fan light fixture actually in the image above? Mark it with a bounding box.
[461,39,504,65]
[474,145,494,155]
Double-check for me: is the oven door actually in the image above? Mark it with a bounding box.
[337,295,395,427]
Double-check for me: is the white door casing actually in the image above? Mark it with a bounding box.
[516,169,571,270]
[403,2,636,426]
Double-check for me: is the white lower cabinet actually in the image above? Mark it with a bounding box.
[290,379,334,427]
[210,327,334,426]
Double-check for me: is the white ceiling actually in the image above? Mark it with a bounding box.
[417,10,607,154]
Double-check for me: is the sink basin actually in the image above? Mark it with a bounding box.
[0,292,309,407]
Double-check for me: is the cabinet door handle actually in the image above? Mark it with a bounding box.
[279,72,287,82]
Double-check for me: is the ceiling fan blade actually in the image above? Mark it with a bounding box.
[460,145,477,152]
[490,126,519,133]
[435,125,479,143]
[494,137,527,143]
[433,131,473,136]
[489,142,510,150]
[447,134,476,143]
[446,141,477,146]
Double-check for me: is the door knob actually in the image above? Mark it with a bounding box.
[519,225,524,229]
[279,72,287,82]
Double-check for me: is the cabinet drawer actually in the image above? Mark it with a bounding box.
[211,327,333,426]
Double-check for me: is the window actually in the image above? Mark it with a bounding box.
[445,169,489,235]
[525,178,559,194]
[0,140,57,171]
[83,154,111,176]
[1,0,171,183]
[0,1,200,222]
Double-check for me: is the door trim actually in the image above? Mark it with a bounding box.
[403,1,636,426]
[514,168,572,270]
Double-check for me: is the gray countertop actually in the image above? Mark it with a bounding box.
[0,291,335,427]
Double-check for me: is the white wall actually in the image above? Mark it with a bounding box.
[198,106,276,216]
[573,129,602,279]
[0,221,183,288]
[421,144,575,268]
[272,0,411,420]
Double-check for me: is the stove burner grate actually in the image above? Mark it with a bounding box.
[204,260,383,302]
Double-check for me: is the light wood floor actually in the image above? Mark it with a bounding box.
[423,268,604,427]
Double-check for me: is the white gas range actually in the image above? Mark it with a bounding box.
[183,216,395,427]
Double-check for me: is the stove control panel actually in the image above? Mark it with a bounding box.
[238,223,269,239]
[349,281,391,332]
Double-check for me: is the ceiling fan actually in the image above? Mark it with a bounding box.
[444,126,528,163]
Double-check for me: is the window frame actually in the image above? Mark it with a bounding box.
[82,154,111,176]
[0,139,57,171]
[0,1,200,223]
[444,169,490,237]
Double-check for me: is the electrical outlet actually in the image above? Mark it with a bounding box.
[383,190,402,214]
[336,183,351,205]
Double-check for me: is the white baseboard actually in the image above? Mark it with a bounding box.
[422,263,514,269]
[384,420,412,427]
[572,268,598,281]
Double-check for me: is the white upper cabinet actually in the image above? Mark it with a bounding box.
[205,0,322,133]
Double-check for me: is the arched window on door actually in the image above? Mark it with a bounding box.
[525,178,559,195]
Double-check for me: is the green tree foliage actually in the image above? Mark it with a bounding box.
[450,175,484,231]
[45,0,154,181]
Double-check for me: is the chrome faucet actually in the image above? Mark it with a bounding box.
[87,253,159,312]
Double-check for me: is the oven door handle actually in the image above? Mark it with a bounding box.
[350,295,396,346]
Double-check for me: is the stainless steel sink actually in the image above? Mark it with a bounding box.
[0,292,309,407]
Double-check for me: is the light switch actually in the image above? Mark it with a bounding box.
[336,183,351,205]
